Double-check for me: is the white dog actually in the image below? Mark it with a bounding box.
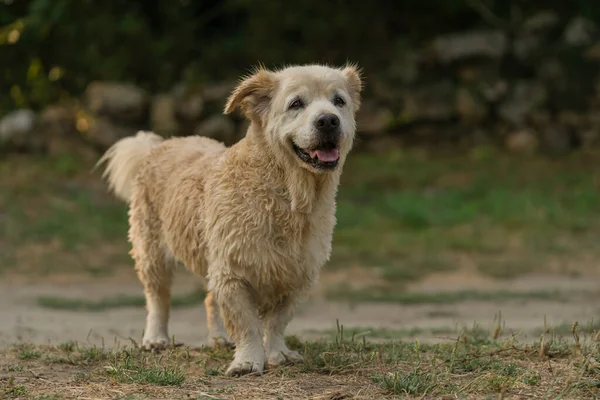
[98,64,362,376]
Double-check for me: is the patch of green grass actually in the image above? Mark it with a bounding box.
[308,326,458,341]
[4,364,24,372]
[21,191,127,249]
[73,371,92,383]
[330,150,600,288]
[16,344,42,360]
[36,288,205,311]
[36,294,145,311]
[427,310,458,318]
[523,373,542,386]
[76,345,108,363]
[0,154,130,277]
[373,370,438,396]
[533,320,600,336]
[106,357,185,386]
[3,384,28,397]
[2,181,128,251]
[45,342,108,365]
[477,258,538,279]
[327,286,575,304]
[379,255,456,281]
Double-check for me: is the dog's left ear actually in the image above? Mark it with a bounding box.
[224,68,277,124]
[341,65,363,112]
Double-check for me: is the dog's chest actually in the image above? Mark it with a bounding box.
[241,187,335,279]
[250,202,334,300]
[206,172,337,296]
[272,187,334,257]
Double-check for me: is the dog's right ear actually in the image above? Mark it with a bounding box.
[224,68,277,124]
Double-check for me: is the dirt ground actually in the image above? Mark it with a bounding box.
[2,269,600,349]
[6,154,600,398]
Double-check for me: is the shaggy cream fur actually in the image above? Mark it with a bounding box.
[98,64,362,377]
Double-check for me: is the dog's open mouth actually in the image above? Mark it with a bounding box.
[293,143,339,170]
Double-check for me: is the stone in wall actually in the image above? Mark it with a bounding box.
[173,84,204,122]
[563,17,597,46]
[151,94,178,136]
[85,82,149,124]
[83,115,136,149]
[431,30,507,63]
[39,105,81,156]
[401,81,457,123]
[505,129,539,154]
[540,125,578,154]
[356,101,395,135]
[522,11,560,33]
[498,81,547,126]
[514,11,560,64]
[0,109,37,149]
[456,86,489,125]
[194,115,236,145]
[202,81,236,104]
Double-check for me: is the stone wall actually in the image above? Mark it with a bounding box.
[1,12,599,156]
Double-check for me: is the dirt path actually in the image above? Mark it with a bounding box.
[2,272,600,348]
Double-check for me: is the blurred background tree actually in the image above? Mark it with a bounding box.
[2,0,599,114]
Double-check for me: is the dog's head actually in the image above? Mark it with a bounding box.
[224,64,362,172]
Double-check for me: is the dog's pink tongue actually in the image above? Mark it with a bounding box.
[310,148,339,162]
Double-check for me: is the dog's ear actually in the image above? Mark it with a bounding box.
[224,68,277,123]
[341,64,363,112]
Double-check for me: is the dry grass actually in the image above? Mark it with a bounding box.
[2,323,600,399]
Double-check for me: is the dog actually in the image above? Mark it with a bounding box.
[97,64,362,376]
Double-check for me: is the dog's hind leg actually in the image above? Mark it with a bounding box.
[204,291,234,347]
[136,249,176,351]
[129,199,176,351]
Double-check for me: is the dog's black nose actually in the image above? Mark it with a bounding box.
[314,114,340,133]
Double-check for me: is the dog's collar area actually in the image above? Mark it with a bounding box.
[292,143,339,170]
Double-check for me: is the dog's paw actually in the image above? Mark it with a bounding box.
[142,341,168,352]
[207,335,235,350]
[141,334,179,352]
[225,359,264,377]
[267,348,304,366]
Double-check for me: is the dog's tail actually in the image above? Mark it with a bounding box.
[95,130,164,203]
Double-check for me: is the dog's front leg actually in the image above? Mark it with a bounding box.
[213,279,265,377]
[263,299,304,367]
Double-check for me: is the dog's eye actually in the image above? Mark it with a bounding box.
[333,95,346,107]
[288,98,305,110]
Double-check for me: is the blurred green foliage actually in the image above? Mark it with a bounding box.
[1,0,599,114]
